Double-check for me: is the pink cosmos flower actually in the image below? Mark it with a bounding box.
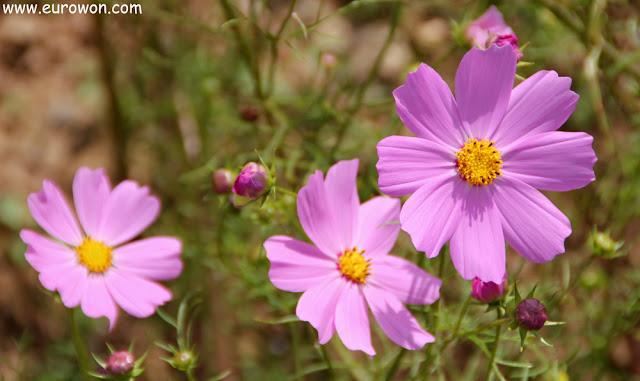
[466,6,523,60]
[20,167,183,330]
[376,45,597,284]
[264,159,442,356]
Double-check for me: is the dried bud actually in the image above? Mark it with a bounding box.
[240,105,260,122]
[516,298,547,331]
[212,169,234,194]
[321,52,337,69]
[471,274,507,303]
[106,350,135,375]
[232,162,269,199]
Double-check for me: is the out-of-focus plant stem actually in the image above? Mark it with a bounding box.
[220,0,264,100]
[421,251,446,380]
[290,323,303,381]
[69,309,90,381]
[319,344,335,379]
[484,308,503,381]
[265,0,298,97]
[384,348,407,381]
[329,2,402,159]
[95,13,127,182]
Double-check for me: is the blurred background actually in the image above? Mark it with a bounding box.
[0,0,639,379]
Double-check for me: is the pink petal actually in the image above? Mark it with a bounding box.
[393,63,465,150]
[112,236,183,281]
[364,286,434,350]
[376,136,457,197]
[97,180,161,246]
[81,274,119,331]
[264,235,336,292]
[400,175,468,259]
[493,71,579,147]
[355,197,400,258]
[335,283,375,355]
[297,160,360,256]
[296,275,343,344]
[501,131,596,191]
[20,229,76,273]
[27,180,84,246]
[490,176,571,263]
[323,159,360,251]
[370,255,441,305]
[73,167,111,237]
[455,45,516,139]
[449,186,505,283]
[105,269,172,319]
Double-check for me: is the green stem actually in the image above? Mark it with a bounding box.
[384,348,407,381]
[438,293,472,354]
[319,343,335,379]
[290,323,303,381]
[276,187,298,198]
[186,369,197,381]
[484,309,503,381]
[421,252,446,380]
[329,2,401,159]
[68,308,90,380]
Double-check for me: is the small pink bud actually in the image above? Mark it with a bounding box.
[470,274,507,303]
[106,350,135,375]
[232,162,269,199]
[516,298,548,331]
[495,34,523,61]
[212,169,234,194]
[321,52,337,69]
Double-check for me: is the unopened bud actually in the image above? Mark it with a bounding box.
[173,350,196,371]
[239,105,260,122]
[106,350,135,375]
[516,298,547,331]
[212,169,234,194]
[321,52,337,69]
[494,34,523,61]
[471,274,507,303]
[589,230,624,258]
[232,162,269,199]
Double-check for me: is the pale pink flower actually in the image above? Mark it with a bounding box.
[20,167,182,330]
[466,6,523,60]
[264,159,441,355]
[376,45,597,284]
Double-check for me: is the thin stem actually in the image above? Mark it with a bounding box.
[276,187,298,198]
[186,369,197,381]
[319,344,335,379]
[384,348,407,381]
[329,2,401,158]
[421,252,446,380]
[266,0,298,96]
[68,308,90,381]
[438,293,472,353]
[484,309,504,381]
[290,323,303,381]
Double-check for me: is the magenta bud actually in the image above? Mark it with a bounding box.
[106,350,135,375]
[494,34,523,61]
[471,275,507,303]
[516,298,548,331]
[212,169,234,194]
[232,162,269,199]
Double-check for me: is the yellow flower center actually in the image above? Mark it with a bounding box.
[338,247,371,284]
[76,237,113,273]
[456,138,503,186]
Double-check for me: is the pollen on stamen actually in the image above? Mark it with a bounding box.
[76,237,113,273]
[338,247,371,284]
[456,138,503,186]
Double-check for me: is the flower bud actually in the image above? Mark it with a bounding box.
[239,105,260,122]
[172,349,197,371]
[232,162,269,199]
[465,6,523,61]
[212,169,234,194]
[470,274,507,303]
[321,52,337,69]
[516,298,547,331]
[106,350,135,375]
[494,34,523,61]
[590,230,624,258]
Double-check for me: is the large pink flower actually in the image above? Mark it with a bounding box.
[264,159,441,356]
[376,45,597,284]
[20,167,183,330]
